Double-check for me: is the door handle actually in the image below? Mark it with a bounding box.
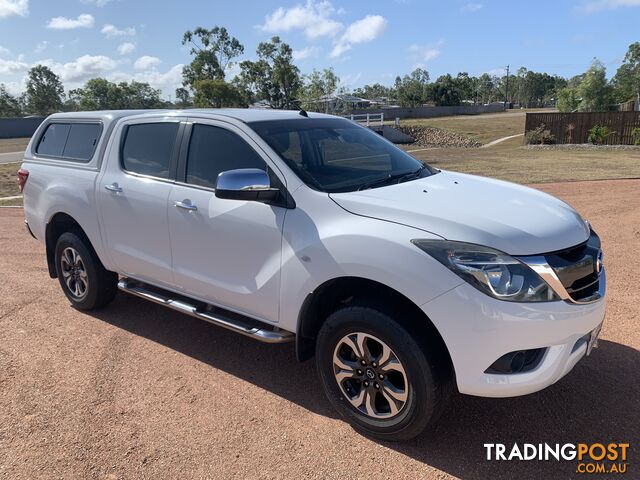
[104,183,123,193]
[174,200,197,212]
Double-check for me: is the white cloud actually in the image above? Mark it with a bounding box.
[134,55,161,70]
[34,40,49,53]
[117,42,136,55]
[101,23,136,38]
[260,0,343,38]
[580,0,640,12]
[330,15,387,58]
[0,57,29,74]
[0,0,28,18]
[409,43,441,68]
[0,45,11,55]
[293,46,320,61]
[461,3,483,12]
[110,64,184,97]
[40,54,118,84]
[3,81,24,96]
[47,13,94,30]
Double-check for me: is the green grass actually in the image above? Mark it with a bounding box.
[0,197,23,207]
[0,137,30,154]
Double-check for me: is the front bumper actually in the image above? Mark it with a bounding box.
[422,269,606,397]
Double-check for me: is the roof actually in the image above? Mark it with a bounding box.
[47,108,336,124]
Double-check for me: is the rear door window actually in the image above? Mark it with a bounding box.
[36,123,71,157]
[185,124,266,188]
[121,123,180,179]
[36,122,101,161]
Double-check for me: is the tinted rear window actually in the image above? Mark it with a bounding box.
[121,123,179,179]
[36,122,101,162]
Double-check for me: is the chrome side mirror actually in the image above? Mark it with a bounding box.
[215,168,280,202]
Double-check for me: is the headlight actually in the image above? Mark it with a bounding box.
[412,239,559,302]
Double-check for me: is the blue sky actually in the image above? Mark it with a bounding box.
[1,0,639,98]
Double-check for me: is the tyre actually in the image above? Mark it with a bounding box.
[55,231,118,310]
[316,305,451,441]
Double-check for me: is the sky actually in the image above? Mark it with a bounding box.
[0,0,639,99]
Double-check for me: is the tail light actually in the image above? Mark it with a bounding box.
[17,168,29,192]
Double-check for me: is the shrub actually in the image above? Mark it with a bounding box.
[587,125,615,145]
[525,124,555,145]
[632,127,640,146]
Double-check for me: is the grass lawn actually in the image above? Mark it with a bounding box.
[0,162,21,198]
[410,137,640,184]
[0,197,22,207]
[0,137,30,154]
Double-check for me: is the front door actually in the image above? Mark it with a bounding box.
[167,120,286,323]
[98,118,182,287]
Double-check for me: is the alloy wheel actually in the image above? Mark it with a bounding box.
[60,247,89,299]
[332,332,409,419]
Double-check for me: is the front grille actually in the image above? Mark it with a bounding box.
[545,230,602,302]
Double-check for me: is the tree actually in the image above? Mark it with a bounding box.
[238,36,302,109]
[394,68,429,107]
[612,42,640,103]
[556,87,580,112]
[71,78,164,110]
[299,68,339,112]
[193,79,244,108]
[0,84,22,117]
[25,65,64,115]
[430,74,461,106]
[477,73,499,104]
[181,26,244,90]
[577,59,615,111]
[175,87,192,108]
[352,83,395,101]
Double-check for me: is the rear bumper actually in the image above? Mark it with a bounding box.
[422,270,607,397]
[24,219,36,239]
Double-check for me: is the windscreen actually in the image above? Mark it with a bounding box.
[250,118,435,192]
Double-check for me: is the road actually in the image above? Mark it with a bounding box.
[0,179,638,479]
[0,151,23,164]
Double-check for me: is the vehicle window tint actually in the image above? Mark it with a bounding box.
[62,123,101,161]
[186,124,266,188]
[122,123,179,179]
[36,123,70,157]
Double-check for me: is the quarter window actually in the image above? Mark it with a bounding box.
[186,124,266,189]
[121,123,179,179]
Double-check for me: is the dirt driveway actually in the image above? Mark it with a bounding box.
[1,179,638,480]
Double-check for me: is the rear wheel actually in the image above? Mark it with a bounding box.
[316,305,451,441]
[55,231,117,310]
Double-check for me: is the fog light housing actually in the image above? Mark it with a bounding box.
[485,348,546,374]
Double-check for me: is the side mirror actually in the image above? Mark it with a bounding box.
[215,168,280,202]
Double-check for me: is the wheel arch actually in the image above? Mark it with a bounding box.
[45,212,100,278]
[295,276,454,377]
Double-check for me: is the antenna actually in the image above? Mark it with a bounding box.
[299,109,308,117]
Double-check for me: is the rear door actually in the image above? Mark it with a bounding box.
[98,117,184,287]
[167,119,286,323]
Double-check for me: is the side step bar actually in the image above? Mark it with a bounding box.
[117,279,294,344]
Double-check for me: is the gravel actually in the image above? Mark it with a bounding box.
[397,125,482,148]
[1,179,639,479]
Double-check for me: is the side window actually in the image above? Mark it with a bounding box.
[63,123,101,160]
[186,124,266,188]
[36,123,71,157]
[121,123,179,179]
[36,122,101,161]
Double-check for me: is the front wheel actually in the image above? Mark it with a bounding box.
[316,305,451,441]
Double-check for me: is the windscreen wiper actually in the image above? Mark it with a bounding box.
[357,166,426,191]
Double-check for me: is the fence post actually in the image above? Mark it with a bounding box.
[366,113,370,126]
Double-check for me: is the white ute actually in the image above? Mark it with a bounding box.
[20,109,606,440]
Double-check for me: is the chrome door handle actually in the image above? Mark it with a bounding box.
[104,183,123,193]
[174,200,197,211]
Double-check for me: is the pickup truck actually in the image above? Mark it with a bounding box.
[20,109,606,440]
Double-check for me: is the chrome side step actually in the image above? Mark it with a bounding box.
[117,279,294,344]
